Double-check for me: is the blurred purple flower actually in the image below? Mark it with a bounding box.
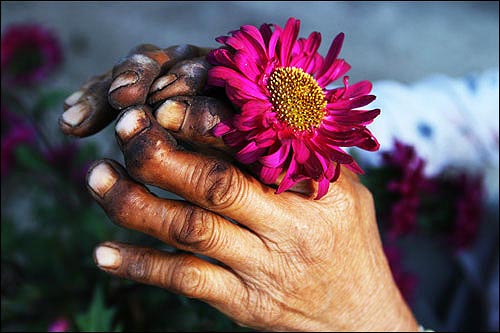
[1,122,37,177]
[382,140,434,238]
[450,173,484,250]
[42,142,91,187]
[1,105,23,133]
[1,23,63,86]
[48,317,70,332]
[384,244,418,304]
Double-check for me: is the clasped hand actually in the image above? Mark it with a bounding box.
[59,44,418,331]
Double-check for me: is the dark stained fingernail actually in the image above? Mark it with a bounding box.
[155,100,187,131]
[94,245,121,269]
[115,107,151,142]
[87,162,119,198]
[150,74,178,92]
[109,71,139,93]
[61,102,90,127]
[64,90,84,107]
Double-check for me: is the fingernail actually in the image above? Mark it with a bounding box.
[115,107,151,142]
[64,90,84,106]
[88,162,119,197]
[150,74,177,92]
[61,103,90,127]
[155,100,187,131]
[109,71,139,93]
[94,245,121,269]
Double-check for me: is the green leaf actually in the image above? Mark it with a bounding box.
[75,285,122,332]
[13,145,50,171]
[76,142,99,164]
[1,218,16,255]
[34,89,71,113]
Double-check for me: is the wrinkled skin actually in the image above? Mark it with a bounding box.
[60,44,419,332]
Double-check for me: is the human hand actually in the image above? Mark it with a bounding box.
[59,43,210,137]
[60,43,418,331]
[84,103,418,331]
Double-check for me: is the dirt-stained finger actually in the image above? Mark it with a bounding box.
[86,159,266,268]
[154,95,234,153]
[148,57,211,105]
[59,70,119,137]
[108,44,204,110]
[112,105,283,234]
[93,242,245,303]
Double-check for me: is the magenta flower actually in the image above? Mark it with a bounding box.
[1,123,37,177]
[1,23,63,86]
[42,142,91,187]
[382,140,434,237]
[383,244,418,304]
[207,17,380,199]
[450,173,484,250]
[48,317,70,332]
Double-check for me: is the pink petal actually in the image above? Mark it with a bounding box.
[236,141,265,164]
[276,158,300,194]
[311,139,354,164]
[320,126,380,151]
[302,152,325,180]
[260,165,282,184]
[279,17,300,66]
[260,143,291,167]
[212,121,232,137]
[223,130,247,147]
[252,127,277,147]
[240,25,268,60]
[224,77,268,107]
[356,131,380,151]
[316,176,330,200]
[241,99,272,116]
[344,80,373,98]
[233,51,263,81]
[290,32,322,72]
[327,94,376,110]
[208,48,236,68]
[291,139,310,163]
[224,33,248,51]
[259,23,273,44]
[207,66,241,87]
[326,108,381,126]
[317,59,351,87]
[268,25,281,59]
[317,32,344,77]
[314,147,328,167]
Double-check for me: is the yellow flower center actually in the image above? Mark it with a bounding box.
[267,67,327,132]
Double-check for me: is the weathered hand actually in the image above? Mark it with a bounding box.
[60,42,418,332]
[59,44,209,137]
[86,104,419,332]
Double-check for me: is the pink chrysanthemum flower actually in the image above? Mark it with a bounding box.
[207,17,380,199]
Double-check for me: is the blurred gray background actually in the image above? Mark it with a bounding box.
[2,1,499,88]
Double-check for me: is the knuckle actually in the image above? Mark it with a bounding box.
[248,296,283,327]
[295,227,334,264]
[173,207,218,252]
[170,257,206,298]
[197,160,241,209]
[125,249,154,282]
[124,131,177,184]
